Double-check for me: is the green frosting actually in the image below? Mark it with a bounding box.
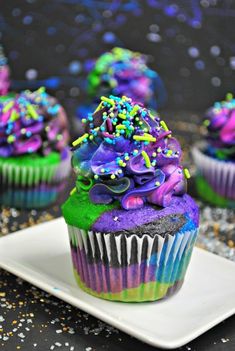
[61,191,119,231]
[196,175,235,208]
[0,152,61,186]
[0,152,60,167]
[0,93,15,103]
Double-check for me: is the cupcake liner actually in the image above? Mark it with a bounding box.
[67,224,198,302]
[0,148,71,208]
[192,142,235,200]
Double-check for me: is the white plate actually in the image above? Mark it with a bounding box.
[0,218,235,349]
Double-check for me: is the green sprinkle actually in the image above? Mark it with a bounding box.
[160,120,169,131]
[203,119,210,127]
[81,118,87,123]
[7,135,16,143]
[141,151,151,168]
[129,105,140,116]
[226,92,233,101]
[72,133,89,147]
[184,168,191,179]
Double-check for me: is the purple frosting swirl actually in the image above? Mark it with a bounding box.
[204,94,235,160]
[0,88,69,157]
[72,95,188,210]
[0,45,10,96]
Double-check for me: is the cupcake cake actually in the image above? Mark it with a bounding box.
[0,87,71,208]
[192,94,235,208]
[62,95,199,302]
[0,45,10,96]
[76,48,166,124]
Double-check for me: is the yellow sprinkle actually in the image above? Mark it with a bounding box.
[160,120,169,131]
[141,151,151,168]
[184,168,191,179]
[118,113,126,119]
[37,86,45,94]
[110,174,116,179]
[130,105,140,116]
[89,135,94,140]
[94,102,103,113]
[133,134,156,142]
[152,152,157,157]
[226,92,233,101]
[70,187,77,195]
[3,101,14,113]
[72,133,88,147]
[27,104,38,119]
[101,96,115,105]
[10,110,19,121]
[116,125,126,130]
[155,181,160,186]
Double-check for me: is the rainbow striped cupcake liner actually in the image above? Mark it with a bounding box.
[192,143,235,205]
[0,149,71,208]
[67,224,198,302]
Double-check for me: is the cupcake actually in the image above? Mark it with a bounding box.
[192,94,235,208]
[0,87,71,209]
[62,95,199,302]
[0,45,10,96]
[76,48,166,123]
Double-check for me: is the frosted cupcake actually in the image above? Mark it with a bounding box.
[0,87,71,208]
[62,95,199,302]
[76,47,166,122]
[192,94,235,208]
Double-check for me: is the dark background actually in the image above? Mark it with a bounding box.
[0,0,235,119]
[0,1,235,351]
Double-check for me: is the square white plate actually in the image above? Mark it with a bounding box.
[0,218,235,349]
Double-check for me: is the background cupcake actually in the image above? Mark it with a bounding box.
[192,94,235,208]
[0,87,71,209]
[76,47,167,125]
[62,95,199,302]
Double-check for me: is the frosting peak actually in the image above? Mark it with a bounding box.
[0,88,69,157]
[72,95,189,210]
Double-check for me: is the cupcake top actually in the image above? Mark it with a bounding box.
[204,93,235,161]
[71,95,190,211]
[87,47,158,106]
[0,87,69,157]
[0,45,10,96]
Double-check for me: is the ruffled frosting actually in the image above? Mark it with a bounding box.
[88,47,157,106]
[204,94,235,160]
[0,45,10,96]
[72,95,189,210]
[0,87,69,157]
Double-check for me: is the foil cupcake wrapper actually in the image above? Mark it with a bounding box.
[192,142,235,200]
[0,149,71,208]
[67,225,198,302]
